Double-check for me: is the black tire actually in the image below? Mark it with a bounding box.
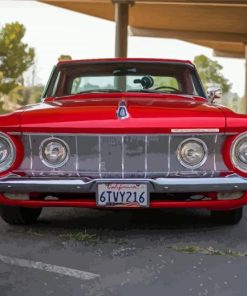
[0,205,42,225]
[211,207,243,225]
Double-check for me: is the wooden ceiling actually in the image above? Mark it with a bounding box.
[42,0,247,58]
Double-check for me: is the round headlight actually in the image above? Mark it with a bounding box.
[177,138,208,169]
[231,133,247,172]
[0,133,16,172]
[40,138,69,168]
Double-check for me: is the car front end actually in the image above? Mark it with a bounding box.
[0,58,246,225]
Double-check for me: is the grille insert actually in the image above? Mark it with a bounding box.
[17,134,229,178]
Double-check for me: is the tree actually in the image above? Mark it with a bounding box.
[193,55,232,94]
[0,22,35,94]
[0,84,44,113]
[58,55,72,61]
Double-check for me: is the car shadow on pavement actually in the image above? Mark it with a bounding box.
[3,207,242,251]
[35,207,219,232]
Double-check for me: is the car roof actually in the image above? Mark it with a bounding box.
[57,58,193,66]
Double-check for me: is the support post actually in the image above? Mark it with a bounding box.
[114,1,131,58]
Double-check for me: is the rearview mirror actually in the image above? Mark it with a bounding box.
[207,86,222,103]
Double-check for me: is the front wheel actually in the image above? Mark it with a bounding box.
[0,205,42,225]
[211,207,243,225]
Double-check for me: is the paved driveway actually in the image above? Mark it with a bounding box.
[0,207,246,296]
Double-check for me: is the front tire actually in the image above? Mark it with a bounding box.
[211,207,243,225]
[0,205,42,225]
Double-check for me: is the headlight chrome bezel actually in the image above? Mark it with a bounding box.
[230,132,247,173]
[39,137,70,168]
[0,132,16,173]
[176,138,208,169]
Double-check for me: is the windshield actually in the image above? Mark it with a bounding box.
[44,61,206,98]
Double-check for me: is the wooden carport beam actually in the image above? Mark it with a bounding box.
[113,0,134,58]
[129,27,247,44]
[214,50,244,59]
[133,0,247,3]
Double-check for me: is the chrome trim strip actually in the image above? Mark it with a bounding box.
[168,135,171,173]
[171,128,220,133]
[8,132,22,135]
[13,170,206,175]
[21,132,234,136]
[75,135,79,177]
[28,135,33,171]
[0,176,247,194]
[121,136,124,178]
[144,135,147,178]
[98,136,102,178]
[213,135,218,172]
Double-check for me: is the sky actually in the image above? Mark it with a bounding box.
[0,0,245,96]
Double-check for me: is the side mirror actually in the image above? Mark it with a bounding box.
[207,87,222,103]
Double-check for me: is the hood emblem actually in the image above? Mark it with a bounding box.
[116,100,129,120]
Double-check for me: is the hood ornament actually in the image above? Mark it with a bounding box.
[116,100,129,120]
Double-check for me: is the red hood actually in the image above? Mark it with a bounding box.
[0,110,23,132]
[19,93,226,133]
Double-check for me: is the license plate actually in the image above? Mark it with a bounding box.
[97,183,148,207]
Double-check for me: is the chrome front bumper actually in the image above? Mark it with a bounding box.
[0,175,247,193]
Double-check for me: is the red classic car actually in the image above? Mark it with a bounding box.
[0,58,246,225]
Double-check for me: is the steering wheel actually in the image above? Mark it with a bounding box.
[153,86,179,92]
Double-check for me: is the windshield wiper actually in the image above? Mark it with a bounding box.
[127,89,170,93]
[77,89,122,94]
[76,89,177,95]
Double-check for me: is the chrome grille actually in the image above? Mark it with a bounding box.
[17,134,229,178]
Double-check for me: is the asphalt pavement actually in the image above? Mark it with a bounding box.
[0,207,247,296]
